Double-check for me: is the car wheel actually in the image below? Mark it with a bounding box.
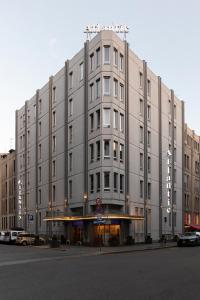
[22,241,27,246]
[177,240,182,247]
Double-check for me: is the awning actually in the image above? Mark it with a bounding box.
[44,214,144,222]
[185,224,200,231]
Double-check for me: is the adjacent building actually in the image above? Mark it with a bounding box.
[16,30,185,244]
[0,149,16,230]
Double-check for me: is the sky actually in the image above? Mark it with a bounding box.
[0,0,200,152]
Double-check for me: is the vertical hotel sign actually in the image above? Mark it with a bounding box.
[18,180,22,224]
[166,150,172,213]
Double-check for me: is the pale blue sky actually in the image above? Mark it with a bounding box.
[0,0,200,152]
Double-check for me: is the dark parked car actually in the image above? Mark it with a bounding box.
[177,232,200,247]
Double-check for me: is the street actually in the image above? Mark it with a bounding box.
[0,244,200,300]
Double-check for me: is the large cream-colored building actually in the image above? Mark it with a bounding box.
[15,30,185,244]
[0,149,16,230]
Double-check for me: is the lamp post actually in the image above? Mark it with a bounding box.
[83,193,87,216]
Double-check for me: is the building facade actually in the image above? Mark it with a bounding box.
[16,30,185,244]
[184,124,200,226]
[0,149,16,230]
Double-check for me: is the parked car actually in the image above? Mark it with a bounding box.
[3,230,25,244]
[177,232,200,247]
[0,231,6,243]
[16,233,45,246]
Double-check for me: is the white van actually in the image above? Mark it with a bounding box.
[3,230,24,244]
[0,231,6,243]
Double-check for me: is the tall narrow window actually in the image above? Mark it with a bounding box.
[147,130,151,147]
[169,121,172,137]
[90,113,94,132]
[90,144,94,162]
[39,166,41,182]
[52,160,56,177]
[80,62,84,80]
[96,141,100,160]
[103,108,111,128]
[114,173,118,192]
[174,104,177,119]
[140,180,143,198]
[104,46,110,64]
[120,144,124,163]
[89,83,94,102]
[113,48,118,66]
[90,53,94,71]
[120,53,124,71]
[148,182,151,199]
[69,180,72,199]
[147,105,151,120]
[90,174,94,193]
[53,185,56,202]
[113,110,118,129]
[174,126,177,141]
[148,156,151,173]
[69,125,72,144]
[69,71,73,89]
[39,212,41,227]
[114,78,118,97]
[104,140,110,158]
[69,99,73,116]
[39,144,42,159]
[96,47,100,67]
[120,84,124,101]
[39,99,42,114]
[113,141,118,160]
[96,109,100,129]
[69,153,72,171]
[53,135,56,152]
[52,111,56,127]
[96,172,100,192]
[39,189,42,205]
[139,72,143,87]
[140,153,143,170]
[120,113,124,132]
[104,172,110,191]
[53,87,56,102]
[39,121,41,137]
[96,78,100,98]
[139,99,143,116]
[120,174,124,193]
[147,79,151,96]
[103,76,110,95]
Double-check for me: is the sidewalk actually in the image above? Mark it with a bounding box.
[35,241,177,256]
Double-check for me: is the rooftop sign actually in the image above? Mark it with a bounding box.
[84,24,129,34]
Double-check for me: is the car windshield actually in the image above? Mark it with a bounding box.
[184,232,196,236]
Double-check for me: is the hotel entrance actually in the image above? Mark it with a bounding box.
[93,223,120,246]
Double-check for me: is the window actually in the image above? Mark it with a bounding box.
[174,148,176,162]
[39,99,42,114]
[89,83,94,102]
[114,48,118,66]
[148,182,151,199]
[96,78,100,98]
[96,109,100,129]
[103,108,111,127]
[140,180,143,198]
[104,140,110,158]
[174,126,177,141]
[148,156,151,173]
[52,111,56,127]
[69,99,73,116]
[90,113,94,132]
[69,153,72,171]
[90,53,94,71]
[104,46,110,64]
[69,180,72,199]
[104,172,110,191]
[90,144,94,162]
[52,160,56,177]
[140,153,143,170]
[147,79,151,96]
[39,144,41,159]
[147,105,151,120]
[113,141,118,160]
[39,122,41,137]
[27,131,30,144]
[120,53,124,71]
[69,71,73,89]
[114,173,118,192]
[140,126,144,143]
[80,62,84,80]
[53,135,56,152]
[147,131,151,147]
[39,212,41,227]
[39,166,41,182]
[90,174,94,193]
[174,104,176,119]
[96,47,100,67]
[139,99,143,116]
[120,144,124,163]
[113,110,118,129]
[114,78,118,97]
[53,185,56,202]
[168,100,171,115]
[39,189,42,205]
[169,122,172,137]
[103,76,110,95]
[96,141,100,160]
[120,174,124,193]
[96,172,100,192]
[119,113,124,132]
[53,87,56,103]
[139,72,143,87]
[69,125,72,144]
[120,84,124,101]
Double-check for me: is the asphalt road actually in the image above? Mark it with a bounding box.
[0,244,200,300]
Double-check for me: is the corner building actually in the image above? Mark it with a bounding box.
[16,30,184,244]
